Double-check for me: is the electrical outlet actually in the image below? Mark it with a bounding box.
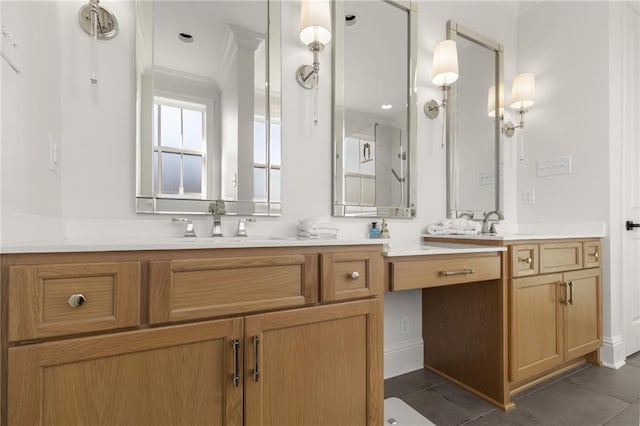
[522,188,535,205]
[400,316,410,335]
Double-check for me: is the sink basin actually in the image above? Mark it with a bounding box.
[163,236,286,244]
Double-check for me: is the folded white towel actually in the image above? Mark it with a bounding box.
[298,217,339,238]
[426,218,481,235]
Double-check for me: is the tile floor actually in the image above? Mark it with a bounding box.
[384,354,640,426]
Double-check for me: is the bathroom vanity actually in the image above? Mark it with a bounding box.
[417,235,602,405]
[0,241,384,426]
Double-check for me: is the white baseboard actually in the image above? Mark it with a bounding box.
[601,335,626,369]
[384,338,424,379]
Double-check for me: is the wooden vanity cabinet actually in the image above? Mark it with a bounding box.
[509,240,602,385]
[1,246,384,426]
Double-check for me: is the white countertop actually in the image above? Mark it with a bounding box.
[421,232,604,241]
[384,241,506,257]
[0,237,385,254]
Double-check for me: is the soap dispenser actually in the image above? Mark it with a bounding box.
[369,222,379,239]
[380,219,390,239]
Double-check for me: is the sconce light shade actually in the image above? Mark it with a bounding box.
[487,84,504,118]
[299,0,332,46]
[510,73,535,109]
[432,40,459,86]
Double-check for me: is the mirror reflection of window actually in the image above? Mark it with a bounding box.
[344,135,376,206]
[152,98,207,199]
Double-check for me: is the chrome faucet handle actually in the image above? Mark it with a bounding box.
[172,217,197,238]
[236,218,256,237]
[481,210,504,234]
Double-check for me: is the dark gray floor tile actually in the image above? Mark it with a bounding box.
[402,389,470,426]
[385,368,447,398]
[604,402,639,426]
[512,363,591,402]
[432,382,496,420]
[515,380,630,426]
[628,355,640,369]
[567,363,640,403]
[462,407,547,426]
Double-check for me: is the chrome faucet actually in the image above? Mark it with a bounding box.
[236,218,256,237]
[209,200,226,237]
[481,210,504,234]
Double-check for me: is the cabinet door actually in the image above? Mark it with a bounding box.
[244,299,383,426]
[564,268,602,360]
[510,274,564,382]
[8,319,243,426]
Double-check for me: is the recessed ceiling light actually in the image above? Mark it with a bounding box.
[381,104,393,110]
[178,32,194,43]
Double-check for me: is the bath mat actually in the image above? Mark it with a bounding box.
[384,397,436,426]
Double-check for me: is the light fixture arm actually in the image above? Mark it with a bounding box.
[296,41,323,90]
[503,107,528,138]
[424,85,450,119]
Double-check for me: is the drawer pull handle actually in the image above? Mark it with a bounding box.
[67,294,86,308]
[519,256,533,265]
[349,271,360,280]
[594,251,600,261]
[232,339,240,387]
[439,269,475,277]
[252,335,260,382]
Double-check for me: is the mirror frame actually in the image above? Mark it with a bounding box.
[134,0,282,216]
[332,0,418,218]
[446,20,504,219]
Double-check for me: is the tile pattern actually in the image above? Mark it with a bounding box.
[385,353,640,426]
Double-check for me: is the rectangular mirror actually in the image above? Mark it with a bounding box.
[135,0,281,216]
[446,21,503,219]
[332,0,417,218]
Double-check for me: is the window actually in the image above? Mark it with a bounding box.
[153,98,207,198]
[253,120,281,202]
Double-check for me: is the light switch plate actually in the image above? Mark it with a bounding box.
[522,188,535,205]
[537,155,572,177]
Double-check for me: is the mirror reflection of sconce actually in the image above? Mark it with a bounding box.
[361,143,373,163]
[501,73,536,160]
[78,0,119,85]
[424,39,459,147]
[296,0,332,125]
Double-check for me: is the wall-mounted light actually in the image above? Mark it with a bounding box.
[504,73,535,160]
[78,0,119,85]
[296,0,331,126]
[424,39,459,120]
[487,84,504,118]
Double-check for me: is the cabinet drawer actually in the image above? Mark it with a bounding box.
[8,262,141,341]
[389,254,501,291]
[320,251,383,302]
[540,242,583,274]
[149,255,318,324]
[583,241,601,269]
[510,244,539,277]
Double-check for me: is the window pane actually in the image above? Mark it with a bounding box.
[253,167,267,201]
[183,109,204,151]
[270,123,281,166]
[160,105,182,148]
[153,150,158,193]
[161,152,181,194]
[270,169,281,202]
[254,121,266,164]
[153,104,159,147]
[183,154,203,194]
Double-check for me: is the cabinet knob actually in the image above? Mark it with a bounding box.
[349,271,360,280]
[67,294,86,308]
[594,251,600,261]
[519,256,532,265]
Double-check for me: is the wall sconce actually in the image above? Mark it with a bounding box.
[424,39,459,120]
[78,0,119,85]
[296,0,331,126]
[487,84,504,119]
[504,73,535,160]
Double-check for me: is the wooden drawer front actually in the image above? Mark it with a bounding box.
[8,262,141,342]
[320,251,383,302]
[540,242,583,274]
[149,255,318,324]
[583,241,601,269]
[389,254,501,291]
[511,244,539,277]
